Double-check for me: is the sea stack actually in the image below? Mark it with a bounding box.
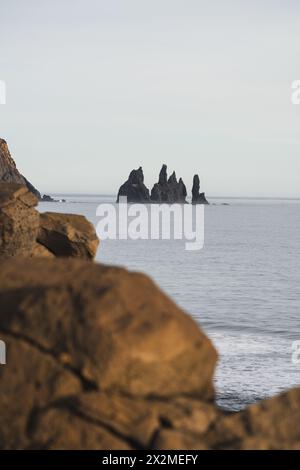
[116,167,151,203]
[151,164,187,203]
[192,174,209,204]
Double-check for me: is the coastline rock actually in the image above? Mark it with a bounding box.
[192,174,209,204]
[0,183,99,260]
[117,167,151,203]
[41,194,55,202]
[0,257,299,449]
[0,138,42,199]
[37,212,99,260]
[0,182,40,258]
[0,257,217,449]
[151,165,187,203]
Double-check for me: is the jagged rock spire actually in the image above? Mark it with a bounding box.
[192,174,209,204]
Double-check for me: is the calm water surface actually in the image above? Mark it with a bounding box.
[39,196,300,410]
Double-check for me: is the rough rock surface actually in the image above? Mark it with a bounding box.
[151,165,187,203]
[117,167,151,203]
[0,183,99,260]
[0,138,42,199]
[192,174,209,205]
[0,182,40,258]
[0,258,217,449]
[38,212,99,260]
[0,257,299,450]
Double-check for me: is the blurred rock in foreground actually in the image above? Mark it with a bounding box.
[0,257,299,450]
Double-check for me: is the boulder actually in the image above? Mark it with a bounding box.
[192,174,209,204]
[37,212,99,260]
[0,257,300,450]
[0,183,99,260]
[203,388,300,450]
[0,257,217,449]
[117,167,151,203]
[0,182,40,258]
[151,165,187,203]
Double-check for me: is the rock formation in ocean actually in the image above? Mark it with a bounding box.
[192,174,209,204]
[116,167,151,203]
[0,255,299,450]
[0,138,55,201]
[0,182,99,259]
[150,164,187,203]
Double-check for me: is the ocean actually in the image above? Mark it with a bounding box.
[39,195,300,411]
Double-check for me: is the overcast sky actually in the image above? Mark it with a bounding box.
[0,0,300,197]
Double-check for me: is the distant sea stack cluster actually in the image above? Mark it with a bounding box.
[117,164,209,204]
[0,138,56,202]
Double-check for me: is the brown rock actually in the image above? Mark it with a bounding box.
[0,182,40,258]
[31,242,55,258]
[0,257,300,450]
[0,257,217,449]
[37,212,99,260]
[0,258,217,399]
[0,138,41,199]
[206,388,300,450]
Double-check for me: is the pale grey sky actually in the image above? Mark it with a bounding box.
[1,0,300,197]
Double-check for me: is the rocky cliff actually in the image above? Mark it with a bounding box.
[0,139,41,198]
[0,182,299,450]
[0,138,55,201]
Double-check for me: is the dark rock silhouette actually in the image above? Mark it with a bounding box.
[151,165,187,203]
[117,165,209,205]
[192,174,209,204]
[117,167,151,203]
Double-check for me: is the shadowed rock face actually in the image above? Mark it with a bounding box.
[0,139,41,199]
[151,165,187,203]
[117,167,151,203]
[0,257,299,450]
[0,183,99,260]
[38,212,99,260]
[192,174,209,205]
